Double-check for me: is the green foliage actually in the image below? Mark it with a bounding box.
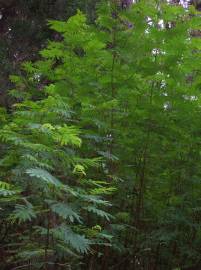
[26,168,62,187]
[12,201,36,223]
[51,224,91,254]
[84,206,113,221]
[0,10,113,266]
[48,201,82,223]
[1,1,201,270]
[0,181,19,197]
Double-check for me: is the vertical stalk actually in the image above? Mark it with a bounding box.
[133,52,158,267]
[103,7,117,270]
[44,209,50,270]
[109,28,117,167]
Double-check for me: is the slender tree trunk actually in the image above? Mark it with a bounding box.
[45,210,50,270]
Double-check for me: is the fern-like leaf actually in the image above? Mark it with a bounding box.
[52,225,90,254]
[12,202,36,223]
[0,181,18,197]
[26,168,62,187]
[48,201,82,223]
[84,206,113,221]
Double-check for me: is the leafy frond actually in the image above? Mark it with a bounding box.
[26,168,62,187]
[52,225,91,254]
[11,202,36,223]
[84,206,113,221]
[0,181,19,197]
[48,201,82,223]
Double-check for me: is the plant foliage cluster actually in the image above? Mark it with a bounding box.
[0,0,100,109]
[1,1,201,269]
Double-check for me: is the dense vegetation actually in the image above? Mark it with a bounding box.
[0,0,100,109]
[1,0,201,269]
